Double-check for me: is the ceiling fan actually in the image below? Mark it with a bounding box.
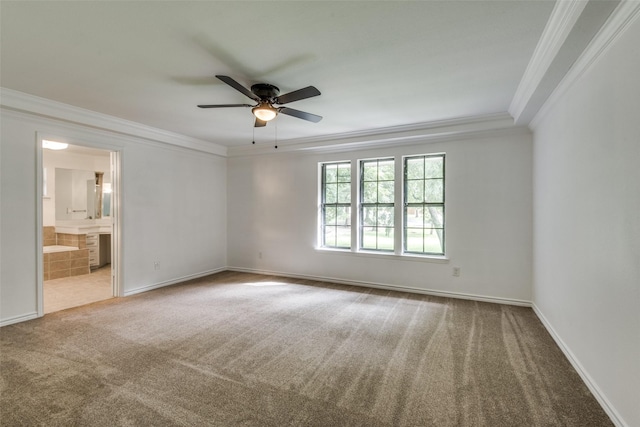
[198,75,322,127]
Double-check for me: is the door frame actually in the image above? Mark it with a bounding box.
[36,132,123,316]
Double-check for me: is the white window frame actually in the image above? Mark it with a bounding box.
[318,153,446,259]
[403,153,445,256]
[359,157,395,252]
[319,161,352,250]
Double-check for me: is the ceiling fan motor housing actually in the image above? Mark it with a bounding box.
[251,83,280,101]
[198,75,322,125]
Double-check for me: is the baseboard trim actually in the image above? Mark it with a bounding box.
[0,311,39,327]
[227,267,531,307]
[123,267,227,297]
[531,303,625,427]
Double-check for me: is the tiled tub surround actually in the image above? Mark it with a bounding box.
[43,226,57,246]
[43,226,90,280]
[43,248,90,280]
[43,226,87,249]
[56,233,87,249]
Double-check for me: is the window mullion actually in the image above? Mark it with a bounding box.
[351,158,358,252]
[394,155,403,255]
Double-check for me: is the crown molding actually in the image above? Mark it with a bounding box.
[227,113,527,157]
[530,0,640,130]
[0,88,227,157]
[1,88,526,159]
[509,0,589,124]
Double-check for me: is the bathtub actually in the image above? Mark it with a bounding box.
[43,245,89,280]
[43,245,79,253]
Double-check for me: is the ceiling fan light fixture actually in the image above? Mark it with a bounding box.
[252,103,277,122]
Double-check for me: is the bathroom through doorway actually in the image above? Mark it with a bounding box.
[38,139,120,315]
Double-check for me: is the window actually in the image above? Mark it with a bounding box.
[360,158,394,251]
[404,154,445,255]
[321,162,351,248]
[319,153,445,257]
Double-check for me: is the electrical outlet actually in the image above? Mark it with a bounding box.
[154,261,160,270]
[452,267,460,277]
[258,251,262,259]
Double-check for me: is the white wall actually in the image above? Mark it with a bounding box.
[0,109,227,325]
[228,131,533,303]
[531,14,640,427]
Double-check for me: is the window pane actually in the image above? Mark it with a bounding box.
[377,227,394,250]
[336,226,351,248]
[362,227,394,251]
[362,206,377,227]
[423,206,443,228]
[378,181,394,203]
[361,204,394,251]
[337,183,351,203]
[363,182,377,203]
[377,206,393,228]
[362,229,377,249]
[324,183,337,204]
[424,228,444,254]
[378,160,394,180]
[325,165,337,183]
[406,158,424,180]
[337,164,351,182]
[324,206,336,226]
[363,162,377,181]
[406,180,424,203]
[424,179,443,203]
[324,226,336,247]
[406,207,422,228]
[405,228,424,252]
[425,157,443,178]
[337,206,351,226]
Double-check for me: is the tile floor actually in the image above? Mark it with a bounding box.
[44,265,113,314]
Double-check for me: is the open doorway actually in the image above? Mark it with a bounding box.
[39,140,120,314]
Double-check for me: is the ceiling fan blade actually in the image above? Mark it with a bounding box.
[197,104,252,108]
[216,75,260,101]
[254,118,267,127]
[275,86,321,105]
[279,107,322,123]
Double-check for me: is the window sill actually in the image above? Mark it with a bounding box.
[315,247,449,263]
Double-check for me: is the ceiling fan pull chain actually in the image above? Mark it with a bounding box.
[274,116,278,149]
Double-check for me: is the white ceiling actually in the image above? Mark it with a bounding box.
[1,1,558,148]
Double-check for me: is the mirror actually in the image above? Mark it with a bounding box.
[55,168,110,220]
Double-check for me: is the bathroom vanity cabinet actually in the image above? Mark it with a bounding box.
[55,222,112,269]
[87,233,98,268]
[87,232,112,269]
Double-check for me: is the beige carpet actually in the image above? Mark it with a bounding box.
[1,271,612,426]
